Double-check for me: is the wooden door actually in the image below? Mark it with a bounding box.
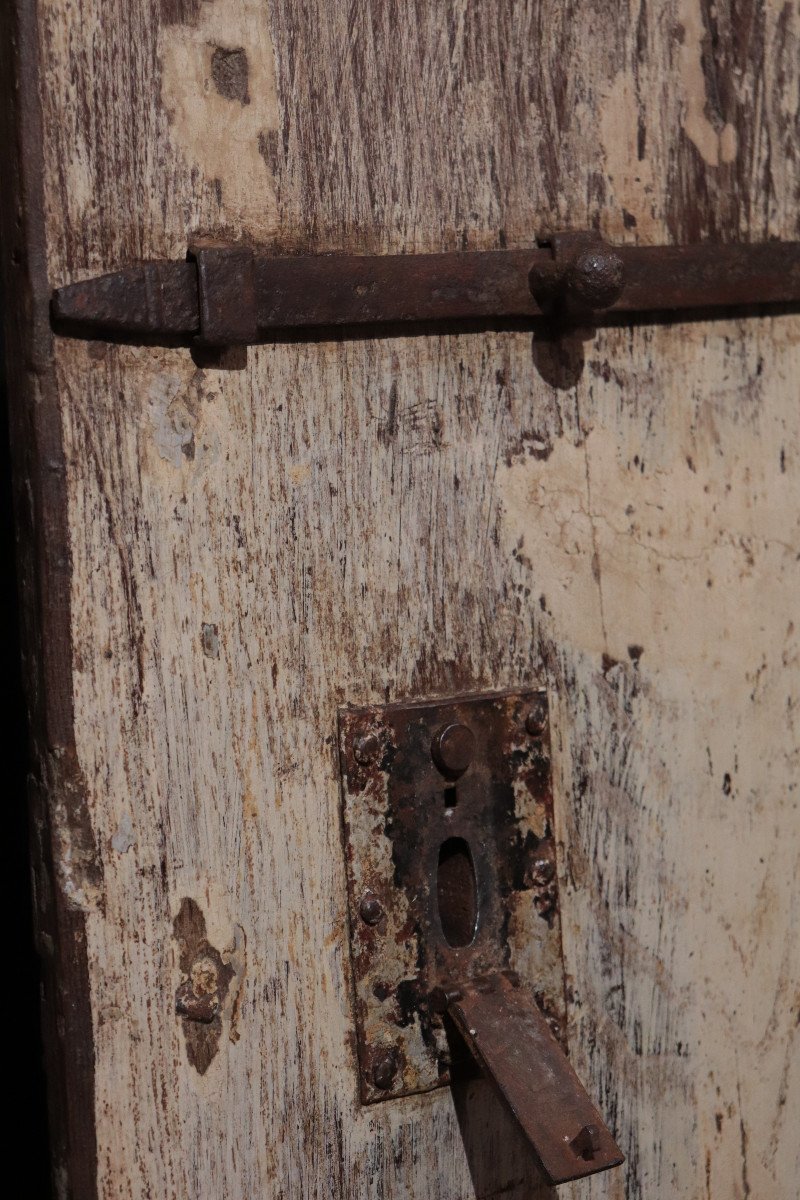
[2,1,798,1197]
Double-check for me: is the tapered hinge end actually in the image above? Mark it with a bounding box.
[51,261,200,339]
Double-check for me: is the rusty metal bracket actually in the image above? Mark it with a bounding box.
[51,235,800,345]
[338,688,624,1186]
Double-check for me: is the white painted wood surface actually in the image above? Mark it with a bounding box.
[36,0,799,1195]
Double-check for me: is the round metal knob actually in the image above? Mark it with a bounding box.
[564,246,625,312]
[431,723,475,778]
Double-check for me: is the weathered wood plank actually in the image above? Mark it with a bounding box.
[14,0,800,1196]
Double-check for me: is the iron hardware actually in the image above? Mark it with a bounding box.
[338,688,624,1186]
[435,976,624,1184]
[52,235,800,346]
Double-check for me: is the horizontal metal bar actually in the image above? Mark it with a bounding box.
[253,248,541,328]
[612,241,800,311]
[51,237,800,344]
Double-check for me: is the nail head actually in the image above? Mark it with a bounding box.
[359,893,384,926]
[354,732,380,765]
[372,1051,397,1090]
[525,700,548,737]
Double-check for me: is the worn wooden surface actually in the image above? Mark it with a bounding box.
[18,0,800,1196]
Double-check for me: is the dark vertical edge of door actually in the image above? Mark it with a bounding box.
[0,2,100,1197]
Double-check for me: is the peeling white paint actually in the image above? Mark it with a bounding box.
[678,0,738,166]
[597,73,658,237]
[111,813,135,854]
[159,0,280,231]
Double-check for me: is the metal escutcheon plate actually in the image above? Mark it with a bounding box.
[338,687,566,1104]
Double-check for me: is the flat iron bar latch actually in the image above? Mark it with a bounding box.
[431,975,624,1184]
[51,234,800,346]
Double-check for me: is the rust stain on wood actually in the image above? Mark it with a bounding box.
[173,897,236,1075]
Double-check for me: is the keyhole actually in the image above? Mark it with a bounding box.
[436,837,478,948]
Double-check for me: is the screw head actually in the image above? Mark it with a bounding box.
[546,1013,562,1041]
[431,723,475,778]
[564,246,624,312]
[429,985,463,1014]
[525,699,548,737]
[354,732,380,765]
[530,852,555,886]
[371,1051,397,1090]
[359,892,384,926]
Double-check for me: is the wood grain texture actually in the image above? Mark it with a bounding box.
[26,0,800,1196]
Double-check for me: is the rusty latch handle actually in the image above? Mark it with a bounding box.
[432,974,624,1186]
[51,235,800,346]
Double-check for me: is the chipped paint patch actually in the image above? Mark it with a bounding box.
[49,746,104,912]
[159,0,280,230]
[677,0,738,166]
[111,813,135,854]
[144,361,221,481]
[201,622,220,658]
[211,45,250,104]
[148,373,198,466]
[288,461,312,485]
[597,72,658,238]
[498,405,800,679]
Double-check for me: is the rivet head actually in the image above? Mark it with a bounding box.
[525,699,548,737]
[571,1122,601,1159]
[371,1051,397,1090]
[354,732,380,765]
[565,246,624,312]
[431,723,475,778]
[359,892,384,926]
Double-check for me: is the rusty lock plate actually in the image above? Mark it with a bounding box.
[338,688,624,1184]
[338,688,566,1102]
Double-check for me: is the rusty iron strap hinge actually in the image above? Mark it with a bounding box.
[51,233,800,346]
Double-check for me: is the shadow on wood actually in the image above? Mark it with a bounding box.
[450,1075,556,1200]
